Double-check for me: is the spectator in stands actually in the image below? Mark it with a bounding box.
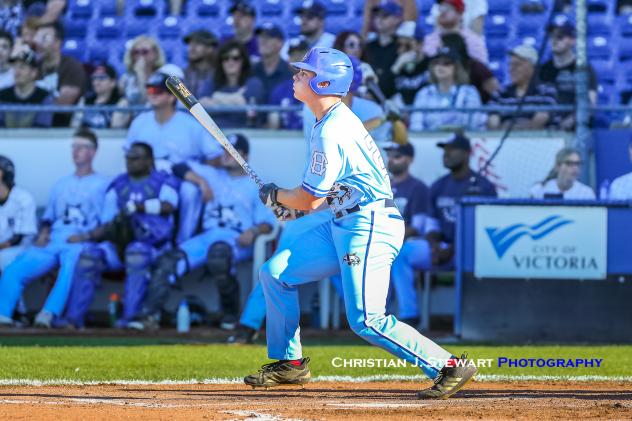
[365,1,403,99]
[72,64,126,129]
[383,142,429,326]
[390,21,429,107]
[0,30,14,89]
[267,37,309,130]
[441,32,498,103]
[225,0,259,60]
[609,141,632,200]
[430,0,488,35]
[539,21,597,131]
[33,21,86,127]
[361,0,418,39]
[0,48,53,128]
[423,0,488,64]
[303,56,386,138]
[487,45,557,130]
[0,128,110,328]
[0,155,37,274]
[126,69,223,242]
[119,35,166,108]
[293,1,334,50]
[392,132,496,280]
[201,40,265,128]
[529,147,595,199]
[410,46,485,131]
[253,23,291,103]
[0,1,22,37]
[333,31,378,98]
[183,29,218,99]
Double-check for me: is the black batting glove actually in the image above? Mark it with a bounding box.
[259,183,280,207]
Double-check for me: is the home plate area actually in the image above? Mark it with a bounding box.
[0,381,630,420]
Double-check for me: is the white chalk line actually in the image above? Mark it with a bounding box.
[0,374,631,386]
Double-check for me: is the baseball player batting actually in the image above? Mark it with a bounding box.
[244,47,477,399]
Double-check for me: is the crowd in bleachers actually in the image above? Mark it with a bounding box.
[0,0,629,132]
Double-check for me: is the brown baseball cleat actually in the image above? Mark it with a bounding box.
[244,357,311,389]
[417,353,478,399]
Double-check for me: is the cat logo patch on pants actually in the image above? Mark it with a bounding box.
[343,252,361,266]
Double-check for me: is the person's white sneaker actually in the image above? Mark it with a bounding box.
[34,310,54,328]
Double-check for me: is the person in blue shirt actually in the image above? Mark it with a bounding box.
[0,128,110,328]
[245,47,478,400]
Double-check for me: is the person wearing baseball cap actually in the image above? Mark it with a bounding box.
[539,18,597,130]
[487,43,558,130]
[0,47,53,128]
[365,1,403,99]
[224,0,259,60]
[294,1,335,51]
[183,29,218,98]
[423,0,489,65]
[383,140,431,326]
[391,21,429,106]
[253,23,292,101]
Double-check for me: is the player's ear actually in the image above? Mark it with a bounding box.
[317,81,330,89]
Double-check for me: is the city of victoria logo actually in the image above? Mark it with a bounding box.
[486,215,573,258]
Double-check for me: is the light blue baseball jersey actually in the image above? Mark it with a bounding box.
[189,162,276,232]
[125,111,223,163]
[43,173,111,241]
[301,102,392,213]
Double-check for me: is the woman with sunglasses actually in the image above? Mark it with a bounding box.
[73,63,127,129]
[201,40,264,128]
[333,31,377,96]
[409,46,485,131]
[119,35,166,108]
[529,147,595,199]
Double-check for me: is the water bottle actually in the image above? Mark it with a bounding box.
[177,299,190,333]
[599,179,610,200]
[108,293,120,327]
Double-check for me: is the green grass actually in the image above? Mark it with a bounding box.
[0,336,630,381]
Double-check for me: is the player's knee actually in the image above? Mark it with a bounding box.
[125,242,153,272]
[180,180,201,203]
[206,242,232,278]
[153,248,185,283]
[347,312,385,338]
[76,244,105,284]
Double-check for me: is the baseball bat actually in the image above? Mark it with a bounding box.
[164,76,264,188]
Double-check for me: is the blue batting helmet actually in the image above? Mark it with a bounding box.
[291,47,353,97]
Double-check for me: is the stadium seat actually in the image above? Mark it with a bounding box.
[587,36,611,60]
[67,0,94,19]
[517,17,544,38]
[98,1,118,17]
[418,0,434,16]
[187,0,221,17]
[95,17,123,39]
[286,16,302,37]
[62,39,87,62]
[63,18,88,38]
[485,14,510,38]
[487,39,507,60]
[620,43,632,62]
[592,61,615,86]
[588,15,612,37]
[259,0,284,16]
[587,0,610,15]
[617,15,632,37]
[488,0,513,15]
[125,0,166,19]
[88,45,110,63]
[125,19,154,39]
[158,16,182,40]
[353,0,365,16]
[324,0,348,16]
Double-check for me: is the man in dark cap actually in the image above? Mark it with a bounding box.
[225,0,259,60]
[183,29,218,98]
[280,0,334,59]
[253,22,292,102]
[539,19,597,130]
[0,47,53,127]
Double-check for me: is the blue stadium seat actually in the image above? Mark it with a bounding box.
[259,0,284,16]
[487,39,507,60]
[88,45,110,63]
[126,0,166,19]
[158,16,182,40]
[485,14,510,38]
[619,42,632,62]
[187,0,221,17]
[125,19,154,39]
[353,0,365,16]
[95,17,123,39]
[418,0,434,16]
[98,1,117,17]
[517,17,544,38]
[67,0,94,19]
[588,16,612,36]
[62,39,86,61]
[63,18,88,38]
[286,16,302,37]
[592,61,615,86]
[518,0,549,15]
[587,0,610,15]
[488,0,513,15]
[617,15,632,37]
[324,0,348,16]
[587,36,611,60]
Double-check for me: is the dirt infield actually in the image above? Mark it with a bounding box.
[0,381,630,420]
